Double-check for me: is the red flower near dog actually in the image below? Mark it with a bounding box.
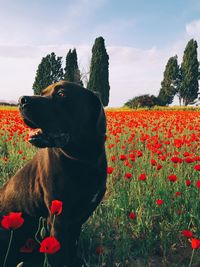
[181,230,193,238]
[1,212,24,230]
[40,236,61,254]
[50,200,63,216]
[107,167,114,174]
[191,238,200,249]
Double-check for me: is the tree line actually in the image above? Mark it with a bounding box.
[32,36,110,107]
[126,39,200,108]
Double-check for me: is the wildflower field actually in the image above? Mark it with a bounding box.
[0,107,200,267]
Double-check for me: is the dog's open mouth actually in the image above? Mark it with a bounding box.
[28,128,70,148]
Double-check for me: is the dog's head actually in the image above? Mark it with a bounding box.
[19,81,106,150]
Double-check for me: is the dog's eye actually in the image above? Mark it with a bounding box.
[57,91,65,97]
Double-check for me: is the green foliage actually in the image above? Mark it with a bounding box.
[158,56,179,106]
[64,49,83,85]
[179,39,199,106]
[87,36,110,106]
[125,94,158,108]
[32,52,63,95]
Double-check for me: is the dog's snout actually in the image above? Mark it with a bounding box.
[19,96,31,107]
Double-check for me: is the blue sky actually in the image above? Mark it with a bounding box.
[0,0,200,106]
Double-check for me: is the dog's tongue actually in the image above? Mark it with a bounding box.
[28,128,43,138]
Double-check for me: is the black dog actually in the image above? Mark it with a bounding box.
[0,81,107,267]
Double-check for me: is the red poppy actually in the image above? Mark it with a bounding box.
[20,238,36,253]
[171,156,182,164]
[196,181,200,189]
[191,238,200,249]
[139,174,146,181]
[156,164,163,170]
[181,230,193,238]
[151,159,157,166]
[168,175,178,182]
[125,173,132,180]
[39,237,61,254]
[185,179,192,186]
[175,191,181,196]
[107,167,114,174]
[184,157,194,163]
[120,154,127,161]
[156,199,163,205]
[95,246,104,255]
[128,212,136,220]
[1,212,24,230]
[136,150,143,157]
[50,200,63,216]
[194,164,200,171]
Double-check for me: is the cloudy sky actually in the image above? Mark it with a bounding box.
[0,0,200,106]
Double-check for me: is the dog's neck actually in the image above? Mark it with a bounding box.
[59,134,106,163]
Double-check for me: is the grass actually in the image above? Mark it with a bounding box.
[0,107,200,266]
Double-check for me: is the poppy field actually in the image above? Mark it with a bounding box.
[0,107,200,266]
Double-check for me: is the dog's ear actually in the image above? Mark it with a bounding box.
[92,92,106,135]
[96,103,106,135]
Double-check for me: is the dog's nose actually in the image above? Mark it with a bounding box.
[18,96,31,107]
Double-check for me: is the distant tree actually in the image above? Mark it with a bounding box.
[87,36,110,106]
[64,49,83,85]
[33,52,63,95]
[157,56,179,106]
[125,94,158,109]
[179,39,199,105]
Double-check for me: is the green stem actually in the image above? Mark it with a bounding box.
[3,230,13,267]
[35,217,43,244]
[188,249,195,267]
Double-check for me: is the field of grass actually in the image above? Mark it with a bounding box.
[0,107,200,266]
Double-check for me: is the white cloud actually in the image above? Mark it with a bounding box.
[186,19,200,37]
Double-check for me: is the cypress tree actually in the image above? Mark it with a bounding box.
[87,37,110,106]
[158,56,179,106]
[64,49,82,85]
[33,52,63,95]
[179,39,199,106]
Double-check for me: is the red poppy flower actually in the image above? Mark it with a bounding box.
[185,179,192,186]
[20,238,36,253]
[136,150,143,157]
[125,173,132,180]
[196,181,200,189]
[168,175,178,182]
[191,238,200,249]
[1,212,24,230]
[50,200,63,216]
[39,237,61,254]
[156,199,163,205]
[139,174,146,181]
[194,164,200,171]
[156,164,163,170]
[151,159,157,166]
[171,156,182,164]
[128,212,136,220]
[95,246,104,255]
[107,167,114,174]
[181,230,193,238]
[120,154,127,161]
[184,157,194,163]
[175,191,181,196]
